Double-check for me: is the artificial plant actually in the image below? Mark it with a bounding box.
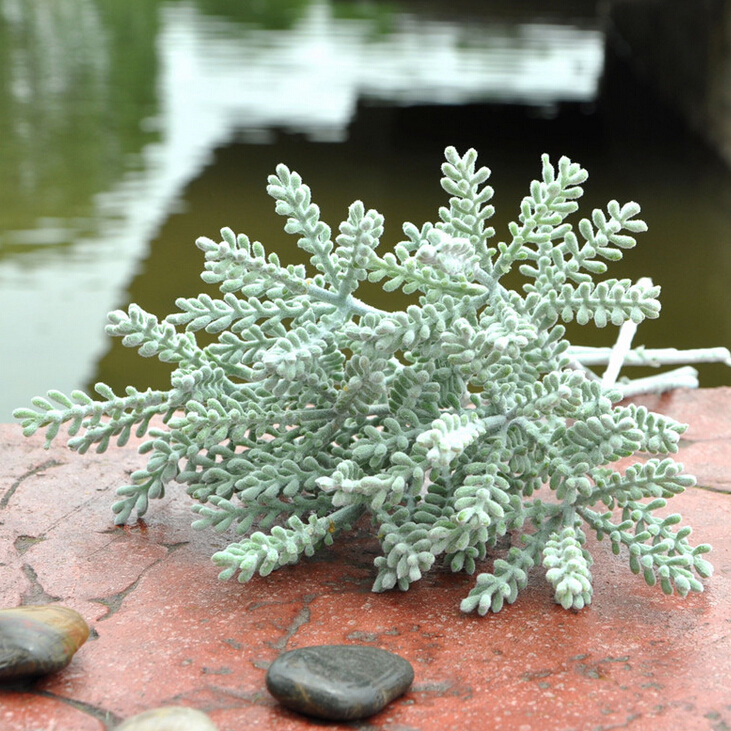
[15,147,726,614]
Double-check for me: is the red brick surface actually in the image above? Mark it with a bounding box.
[1,388,730,730]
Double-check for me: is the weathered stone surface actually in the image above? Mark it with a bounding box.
[0,605,89,680]
[266,644,414,720]
[115,706,218,730]
[2,390,731,730]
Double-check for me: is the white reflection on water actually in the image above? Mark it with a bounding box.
[172,2,603,141]
[0,0,603,418]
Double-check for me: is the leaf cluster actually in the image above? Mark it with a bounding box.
[14,147,712,613]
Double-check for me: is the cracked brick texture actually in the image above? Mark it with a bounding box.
[1,388,731,730]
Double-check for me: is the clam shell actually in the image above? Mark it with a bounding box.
[0,605,90,680]
[115,706,219,730]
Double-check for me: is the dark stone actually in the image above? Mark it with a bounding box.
[0,605,90,681]
[265,644,414,721]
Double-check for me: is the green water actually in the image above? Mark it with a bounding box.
[2,0,730,421]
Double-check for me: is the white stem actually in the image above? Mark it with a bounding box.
[601,319,638,388]
[568,345,731,368]
[600,277,653,389]
[612,366,700,398]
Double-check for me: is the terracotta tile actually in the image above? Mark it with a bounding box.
[625,387,731,493]
[0,690,108,730]
[627,386,731,441]
[1,389,731,730]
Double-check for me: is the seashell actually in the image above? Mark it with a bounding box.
[0,604,90,680]
[115,706,219,731]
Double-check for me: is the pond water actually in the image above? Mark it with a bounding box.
[2,0,730,421]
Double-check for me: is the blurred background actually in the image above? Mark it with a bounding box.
[2,0,731,420]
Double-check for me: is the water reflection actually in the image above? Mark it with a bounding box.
[0,0,606,418]
[1,0,729,421]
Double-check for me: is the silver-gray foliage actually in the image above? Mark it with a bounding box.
[14,147,716,613]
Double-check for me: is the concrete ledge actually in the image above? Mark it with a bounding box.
[1,388,730,730]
